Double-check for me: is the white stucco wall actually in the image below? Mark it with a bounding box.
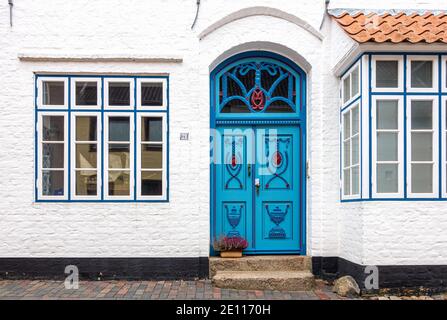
[0,0,446,266]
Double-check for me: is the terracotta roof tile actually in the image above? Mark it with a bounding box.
[331,11,447,44]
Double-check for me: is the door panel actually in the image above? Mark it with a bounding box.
[215,125,301,253]
[215,127,254,249]
[255,126,300,252]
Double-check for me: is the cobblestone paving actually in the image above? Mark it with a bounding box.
[0,279,347,300]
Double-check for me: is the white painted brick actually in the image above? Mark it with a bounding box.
[0,0,446,266]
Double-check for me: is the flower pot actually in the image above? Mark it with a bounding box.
[220,250,243,258]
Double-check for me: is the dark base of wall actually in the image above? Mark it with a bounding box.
[312,257,447,294]
[0,257,209,280]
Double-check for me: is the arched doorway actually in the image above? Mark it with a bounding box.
[210,51,306,254]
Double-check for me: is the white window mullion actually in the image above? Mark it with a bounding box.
[71,77,102,109]
[136,113,167,200]
[341,104,360,199]
[37,77,68,109]
[407,55,439,93]
[407,97,438,198]
[371,55,403,92]
[372,96,404,198]
[104,112,134,200]
[443,97,447,198]
[37,112,68,200]
[71,112,101,200]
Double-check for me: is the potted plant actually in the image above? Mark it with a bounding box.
[213,235,248,258]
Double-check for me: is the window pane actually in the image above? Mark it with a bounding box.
[141,171,162,196]
[376,61,398,88]
[411,61,433,88]
[377,100,398,129]
[109,144,130,168]
[141,117,162,142]
[352,136,359,165]
[343,112,350,138]
[377,132,398,161]
[43,81,64,105]
[352,166,359,195]
[42,143,64,168]
[411,163,433,193]
[43,116,64,141]
[42,170,64,196]
[351,67,359,97]
[76,144,97,168]
[411,132,433,161]
[76,116,97,141]
[343,169,350,195]
[411,100,432,129]
[108,171,130,195]
[343,140,350,167]
[377,163,398,193]
[76,170,97,196]
[75,81,97,106]
[352,106,359,135]
[141,82,163,106]
[109,117,130,141]
[343,77,350,103]
[141,144,162,169]
[108,82,130,106]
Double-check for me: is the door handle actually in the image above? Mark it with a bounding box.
[255,178,260,195]
[247,164,251,177]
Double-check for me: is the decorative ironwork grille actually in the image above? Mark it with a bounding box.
[217,60,299,114]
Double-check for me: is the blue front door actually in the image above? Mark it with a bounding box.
[215,125,302,253]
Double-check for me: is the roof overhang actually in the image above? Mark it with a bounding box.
[333,42,447,77]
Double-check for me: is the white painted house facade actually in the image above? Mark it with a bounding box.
[1,0,447,290]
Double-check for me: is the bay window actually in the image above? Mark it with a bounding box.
[341,53,446,201]
[36,75,168,202]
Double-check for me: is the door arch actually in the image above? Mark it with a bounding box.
[210,51,307,255]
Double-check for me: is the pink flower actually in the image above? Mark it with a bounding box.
[213,235,249,251]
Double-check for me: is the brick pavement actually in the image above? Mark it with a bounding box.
[0,279,345,300]
[0,279,445,300]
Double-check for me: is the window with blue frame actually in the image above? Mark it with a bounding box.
[341,53,447,201]
[35,75,168,202]
[341,63,361,199]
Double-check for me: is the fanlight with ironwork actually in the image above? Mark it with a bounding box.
[217,59,301,114]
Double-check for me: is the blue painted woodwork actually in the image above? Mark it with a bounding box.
[211,51,307,255]
[34,74,170,203]
[215,126,301,252]
[214,54,306,120]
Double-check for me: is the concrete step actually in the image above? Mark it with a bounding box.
[209,255,311,278]
[212,270,315,291]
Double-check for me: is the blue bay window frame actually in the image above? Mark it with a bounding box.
[34,74,170,202]
[340,52,447,202]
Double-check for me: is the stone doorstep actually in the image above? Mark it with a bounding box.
[212,270,315,291]
[209,255,312,278]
